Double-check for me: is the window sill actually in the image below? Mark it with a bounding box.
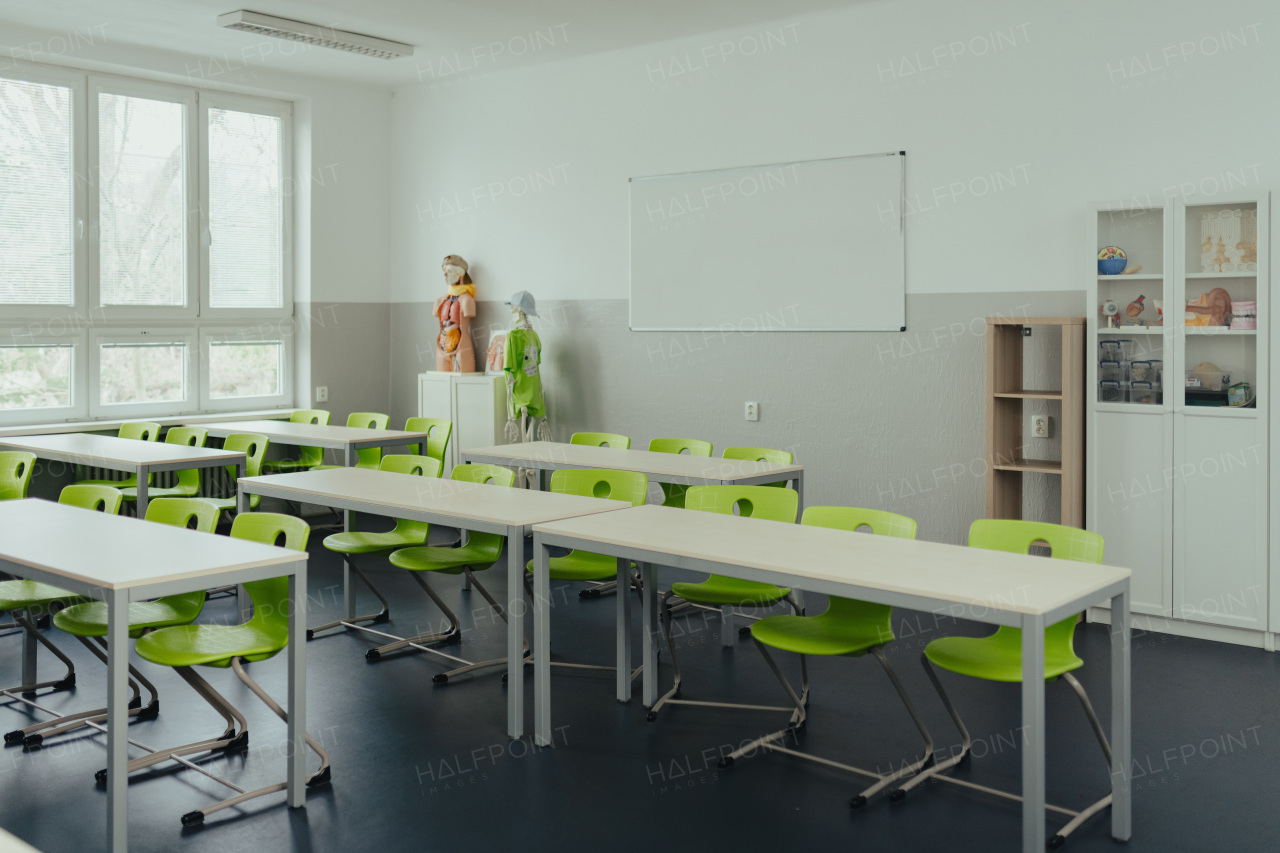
[0,408,295,438]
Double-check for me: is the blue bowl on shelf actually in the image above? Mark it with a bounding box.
[1098,257,1127,275]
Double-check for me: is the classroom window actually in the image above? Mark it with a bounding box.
[0,66,292,425]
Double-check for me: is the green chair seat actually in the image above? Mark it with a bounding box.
[135,622,282,669]
[750,611,887,657]
[924,630,1084,683]
[259,459,313,473]
[323,529,427,555]
[53,593,207,639]
[390,538,504,575]
[527,549,623,583]
[0,581,86,613]
[669,577,791,607]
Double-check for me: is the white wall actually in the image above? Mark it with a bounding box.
[390,0,1277,302]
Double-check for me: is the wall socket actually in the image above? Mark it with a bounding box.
[745,401,759,422]
[1031,414,1051,438]
[315,386,329,403]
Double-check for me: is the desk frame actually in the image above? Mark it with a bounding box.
[531,526,1131,853]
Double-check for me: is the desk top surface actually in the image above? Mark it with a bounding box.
[194,420,430,445]
[534,505,1130,617]
[240,467,631,527]
[0,433,245,467]
[461,442,802,481]
[0,499,304,591]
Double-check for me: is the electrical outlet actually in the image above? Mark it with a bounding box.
[1031,414,1050,438]
[315,386,329,403]
[745,401,759,422]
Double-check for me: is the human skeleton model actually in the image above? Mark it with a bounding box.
[502,291,551,487]
[433,255,477,372]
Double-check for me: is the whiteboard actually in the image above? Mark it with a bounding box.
[629,152,905,332]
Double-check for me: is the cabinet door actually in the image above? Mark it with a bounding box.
[453,376,505,478]
[419,372,456,470]
[1089,409,1173,616]
[1174,413,1267,629]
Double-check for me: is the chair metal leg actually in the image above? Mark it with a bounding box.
[892,653,972,797]
[511,573,644,686]
[307,556,391,638]
[365,571,462,660]
[0,613,76,701]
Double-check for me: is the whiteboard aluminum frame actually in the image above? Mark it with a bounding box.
[627,151,906,333]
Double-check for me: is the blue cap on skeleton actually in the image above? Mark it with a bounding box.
[506,291,539,317]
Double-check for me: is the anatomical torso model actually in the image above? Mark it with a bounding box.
[433,255,477,372]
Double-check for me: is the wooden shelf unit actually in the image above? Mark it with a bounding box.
[985,316,1085,527]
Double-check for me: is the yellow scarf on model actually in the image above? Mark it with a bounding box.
[448,283,475,298]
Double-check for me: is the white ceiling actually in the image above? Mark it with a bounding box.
[0,0,866,86]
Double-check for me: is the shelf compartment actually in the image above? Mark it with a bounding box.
[1187,272,1256,279]
[991,457,1063,474]
[1185,328,1257,335]
[1097,273,1163,280]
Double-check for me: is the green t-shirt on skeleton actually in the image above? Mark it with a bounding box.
[503,327,546,418]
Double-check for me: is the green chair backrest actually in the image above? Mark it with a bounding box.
[223,433,269,479]
[404,417,453,464]
[722,446,794,488]
[685,484,798,522]
[378,455,439,539]
[230,513,311,654]
[348,412,390,468]
[450,464,515,556]
[59,484,123,514]
[648,438,713,507]
[570,432,631,449]
[145,498,220,532]
[550,468,648,505]
[119,421,161,442]
[289,409,329,467]
[0,452,36,501]
[451,464,516,488]
[162,427,208,492]
[379,454,442,478]
[802,506,917,632]
[967,519,1105,665]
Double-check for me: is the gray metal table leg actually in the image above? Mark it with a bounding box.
[135,466,149,519]
[1111,589,1132,840]
[642,562,657,708]
[286,567,307,806]
[343,445,355,620]
[1021,615,1047,852]
[533,532,552,746]
[237,462,252,623]
[106,589,129,852]
[506,526,525,739]
[617,557,632,702]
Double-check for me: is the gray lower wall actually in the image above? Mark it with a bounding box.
[389,290,1087,547]
[301,301,392,432]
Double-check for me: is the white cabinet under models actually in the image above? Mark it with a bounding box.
[418,372,506,477]
[1086,193,1271,649]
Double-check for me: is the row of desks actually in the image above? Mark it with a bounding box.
[0,429,1131,853]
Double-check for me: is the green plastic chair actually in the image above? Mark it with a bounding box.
[373,464,519,680]
[510,468,648,682]
[119,427,209,502]
[0,452,36,500]
[570,432,631,449]
[124,513,330,827]
[74,421,162,489]
[717,507,935,808]
[261,409,330,473]
[10,499,222,748]
[890,519,1112,848]
[648,438,713,509]
[722,445,794,489]
[308,455,441,639]
[0,485,123,701]
[204,433,268,518]
[313,412,390,470]
[404,417,453,468]
[648,484,799,722]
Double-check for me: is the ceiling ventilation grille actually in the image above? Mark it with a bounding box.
[217,10,414,59]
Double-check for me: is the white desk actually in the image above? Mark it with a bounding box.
[461,441,805,507]
[0,499,307,853]
[532,504,1132,853]
[196,420,432,468]
[0,434,246,518]
[236,466,630,738]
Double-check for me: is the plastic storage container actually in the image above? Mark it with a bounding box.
[1098,360,1123,383]
[1130,381,1158,404]
[1185,370,1231,391]
[1099,380,1124,403]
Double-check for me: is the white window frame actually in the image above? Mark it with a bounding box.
[0,62,296,426]
[0,327,86,426]
[0,65,87,320]
[199,326,293,411]
[88,75,199,321]
[198,93,293,321]
[88,327,196,419]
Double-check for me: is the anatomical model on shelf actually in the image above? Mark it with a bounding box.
[1185,287,1233,327]
[433,255,477,372]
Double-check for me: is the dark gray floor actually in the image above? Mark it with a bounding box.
[0,521,1277,853]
